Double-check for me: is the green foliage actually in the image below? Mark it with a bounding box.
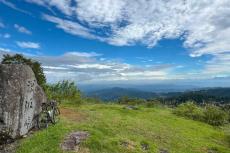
[44,80,82,105]
[221,104,230,122]
[163,88,230,106]
[174,101,229,126]
[203,105,228,126]
[228,111,230,122]
[1,54,46,87]
[173,101,204,121]
[118,96,146,105]
[84,97,103,104]
[145,99,162,108]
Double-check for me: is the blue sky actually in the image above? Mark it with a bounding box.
[0,0,230,86]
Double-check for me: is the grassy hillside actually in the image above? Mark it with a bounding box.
[16,104,230,153]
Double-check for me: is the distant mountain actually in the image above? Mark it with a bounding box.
[86,87,230,103]
[79,84,200,93]
[163,87,230,105]
[196,87,230,98]
[86,87,158,101]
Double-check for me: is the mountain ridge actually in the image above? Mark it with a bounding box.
[86,87,230,103]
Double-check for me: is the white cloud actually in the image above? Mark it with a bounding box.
[65,52,102,57]
[203,53,230,76]
[16,41,40,49]
[36,51,98,66]
[29,1,230,55]
[0,47,11,52]
[74,0,186,46]
[69,64,112,69]
[21,0,230,78]
[42,66,69,70]
[3,33,10,38]
[2,48,228,83]
[76,0,125,24]
[26,0,73,15]
[0,0,31,14]
[0,47,37,57]
[43,14,97,39]
[0,22,4,28]
[14,24,32,35]
[34,52,174,82]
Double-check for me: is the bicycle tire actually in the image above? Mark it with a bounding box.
[38,112,49,129]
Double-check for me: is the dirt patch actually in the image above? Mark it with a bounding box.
[120,140,136,150]
[141,142,149,151]
[61,131,89,152]
[60,108,87,122]
[159,148,169,153]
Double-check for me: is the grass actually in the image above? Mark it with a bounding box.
[16,104,230,153]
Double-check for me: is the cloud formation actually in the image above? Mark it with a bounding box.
[203,53,230,76]
[0,0,31,15]
[42,14,96,39]
[14,24,32,35]
[0,22,4,28]
[3,33,10,38]
[25,0,230,79]
[16,41,40,49]
[0,48,174,83]
[27,1,230,56]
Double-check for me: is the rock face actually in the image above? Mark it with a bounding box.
[0,64,46,138]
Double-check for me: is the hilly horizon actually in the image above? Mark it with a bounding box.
[86,86,230,102]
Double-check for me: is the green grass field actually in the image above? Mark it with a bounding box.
[16,104,230,153]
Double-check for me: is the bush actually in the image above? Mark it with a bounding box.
[174,102,229,126]
[44,80,82,105]
[84,97,103,104]
[203,105,228,126]
[228,111,230,122]
[173,101,204,121]
[145,99,162,107]
[118,96,146,105]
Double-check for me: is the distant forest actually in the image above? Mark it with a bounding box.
[86,87,230,105]
[162,88,230,106]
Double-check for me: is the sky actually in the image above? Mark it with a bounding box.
[0,0,230,86]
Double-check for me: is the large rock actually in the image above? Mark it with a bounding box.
[0,64,46,138]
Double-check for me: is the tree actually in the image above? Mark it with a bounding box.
[1,54,46,87]
[45,80,82,104]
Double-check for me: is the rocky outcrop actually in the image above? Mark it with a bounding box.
[0,64,46,138]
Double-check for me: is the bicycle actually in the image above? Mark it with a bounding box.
[33,100,60,129]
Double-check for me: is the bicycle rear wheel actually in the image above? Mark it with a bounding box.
[51,110,60,124]
[38,112,49,129]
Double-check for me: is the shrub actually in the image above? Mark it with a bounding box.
[44,80,82,105]
[173,101,204,121]
[118,96,146,105]
[145,99,162,107]
[228,111,230,122]
[203,105,228,126]
[84,97,102,104]
[174,102,229,126]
